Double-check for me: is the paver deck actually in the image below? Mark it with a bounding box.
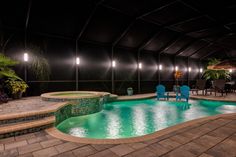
[0,92,236,156]
[0,114,235,157]
[0,97,55,115]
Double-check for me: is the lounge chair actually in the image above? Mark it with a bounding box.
[176,85,190,102]
[191,79,206,95]
[156,84,169,100]
[213,79,227,96]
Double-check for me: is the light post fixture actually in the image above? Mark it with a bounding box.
[138,62,142,69]
[76,57,80,91]
[188,67,191,85]
[138,62,142,93]
[23,53,28,82]
[198,68,203,79]
[111,60,116,93]
[175,66,178,71]
[188,67,192,72]
[158,64,162,84]
[112,60,116,68]
[199,68,203,73]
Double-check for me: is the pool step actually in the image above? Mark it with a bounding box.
[0,116,55,139]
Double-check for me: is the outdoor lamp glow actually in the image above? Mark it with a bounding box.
[200,68,203,73]
[76,57,80,65]
[229,69,233,73]
[112,60,116,68]
[188,67,192,72]
[159,64,162,70]
[175,66,178,71]
[138,62,142,69]
[23,53,28,62]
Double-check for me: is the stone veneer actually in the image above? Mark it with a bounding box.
[55,97,104,125]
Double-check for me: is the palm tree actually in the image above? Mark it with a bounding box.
[203,58,230,80]
[0,53,21,80]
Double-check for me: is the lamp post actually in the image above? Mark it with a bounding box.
[199,68,203,79]
[23,53,28,82]
[76,57,80,91]
[188,67,191,86]
[138,62,142,93]
[158,64,162,84]
[111,60,116,93]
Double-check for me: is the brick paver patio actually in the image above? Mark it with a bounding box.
[0,115,236,157]
[1,93,236,157]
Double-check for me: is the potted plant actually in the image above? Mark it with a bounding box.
[203,58,231,88]
[127,87,133,96]
[5,78,28,99]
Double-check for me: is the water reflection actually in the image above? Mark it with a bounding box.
[133,105,146,136]
[106,109,121,138]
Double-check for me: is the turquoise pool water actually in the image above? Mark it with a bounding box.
[56,99,236,139]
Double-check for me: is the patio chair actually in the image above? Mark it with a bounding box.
[213,79,227,96]
[156,84,169,100]
[231,82,236,93]
[176,85,190,102]
[191,79,206,95]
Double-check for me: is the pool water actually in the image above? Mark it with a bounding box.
[56,99,236,139]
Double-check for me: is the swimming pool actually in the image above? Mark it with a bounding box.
[56,99,236,139]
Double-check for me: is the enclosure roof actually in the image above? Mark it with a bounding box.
[0,0,236,59]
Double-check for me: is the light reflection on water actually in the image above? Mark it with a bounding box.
[133,105,146,136]
[57,99,236,139]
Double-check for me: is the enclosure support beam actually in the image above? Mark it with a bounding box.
[137,50,141,94]
[24,0,32,49]
[76,62,79,91]
[138,30,162,51]
[188,43,209,57]
[112,0,180,47]
[159,35,184,55]
[76,0,104,42]
[189,42,213,58]
[187,57,190,86]
[75,0,104,91]
[174,39,197,56]
[158,53,161,84]
[111,46,115,93]
[200,48,223,60]
[138,0,178,18]
[112,20,136,47]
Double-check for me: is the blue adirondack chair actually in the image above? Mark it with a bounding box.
[156,85,169,100]
[176,85,190,102]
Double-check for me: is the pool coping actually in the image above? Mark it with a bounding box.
[46,113,236,144]
[41,91,110,101]
[117,93,236,102]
